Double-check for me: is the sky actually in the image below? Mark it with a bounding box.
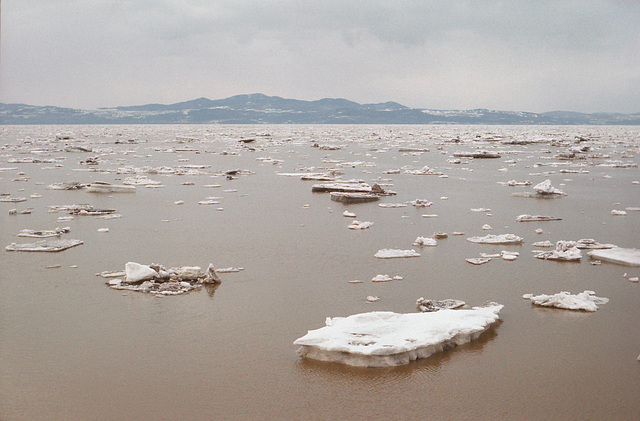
[2,0,639,113]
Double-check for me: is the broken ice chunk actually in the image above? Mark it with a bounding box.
[348,220,374,230]
[413,237,437,246]
[466,234,524,244]
[522,290,608,312]
[534,241,581,261]
[533,179,566,196]
[416,298,466,312]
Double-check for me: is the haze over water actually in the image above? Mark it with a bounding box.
[1,124,638,420]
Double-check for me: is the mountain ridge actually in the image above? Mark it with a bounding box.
[1,93,639,125]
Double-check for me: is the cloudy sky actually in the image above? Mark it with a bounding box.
[2,1,639,113]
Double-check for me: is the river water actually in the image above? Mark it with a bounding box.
[1,124,639,420]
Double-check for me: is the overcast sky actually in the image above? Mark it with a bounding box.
[2,1,639,113]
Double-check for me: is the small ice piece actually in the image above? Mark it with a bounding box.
[374,249,420,259]
[611,210,627,216]
[198,199,220,205]
[215,267,244,273]
[174,200,185,205]
[482,224,492,230]
[466,257,491,265]
[532,240,554,247]
[501,251,519,261]
[293,304,503,367]
[466,234,524,244]
[628,277,639,282]
[534,241,582,261]
[366,296,380,302]
[413,237,437,246]
[348,279,364,284]
[372,274,393,282]
[522,290,609,312]
[348,220,374,230]
[125,262,158,283]
[575,239,616,249]
[587,248,640,266]
[535,228,544,234]
[516,214,562,222]
[378,203,407,208]
[408,199,433,207]
[5,239,83,252]
[471,208,491,212]
[97,228,109,233]
[343,210,356,218]
[433,232,448,239]
[86,182,136,193]
[533,179,566,196]
[421,214,438,218]
[416,298,466,312]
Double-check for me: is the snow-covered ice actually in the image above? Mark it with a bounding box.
[6,239,84,252]
[587,248,640,266]
[522,290,609,312]
[348,220,374,230]
[374,249,420,259]
[533,179,566,196]
[416,298,466,312]
[466,234,524,244]
[294,304,503,367]
[413,237,437,246]
[534,241,582,261]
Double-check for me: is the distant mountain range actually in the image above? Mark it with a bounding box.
[1,93,639,125]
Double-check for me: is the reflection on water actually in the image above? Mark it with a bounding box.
[0,124,639,420]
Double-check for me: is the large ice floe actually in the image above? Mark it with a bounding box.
[587,247,640,266]
[522,291,609,312]
[294,304,503,367]
[103,262,221,295]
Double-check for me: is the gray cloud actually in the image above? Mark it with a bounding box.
[2,0,639,112]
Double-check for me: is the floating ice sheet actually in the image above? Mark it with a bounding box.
[6,239,83,252]
[587,248,640,266]
[522,291,609,312]
[294,304,503,367]
[374,249,420,259]
[466,234,523,244]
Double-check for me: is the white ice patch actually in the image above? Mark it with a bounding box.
[466,234,524,244]
[374,249,420,259]
[588,247,640,266]
[522,290,609,312]
[294,305,503,367]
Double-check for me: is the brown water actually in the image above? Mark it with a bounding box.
[1,125,639,420]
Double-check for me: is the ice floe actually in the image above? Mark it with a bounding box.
[6,239,83,252]
[374,249,420,259]
[516,214,562,222]
[348,220,374,230]
[522,291,609,312]
[466,234,524,244]
[293,304,503,367]
[105,262,221,295]
[413,237,437,246]
[533,179,567,196]
[416,298,466,312]
[587,248,640,266]
[534,241,582,261]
